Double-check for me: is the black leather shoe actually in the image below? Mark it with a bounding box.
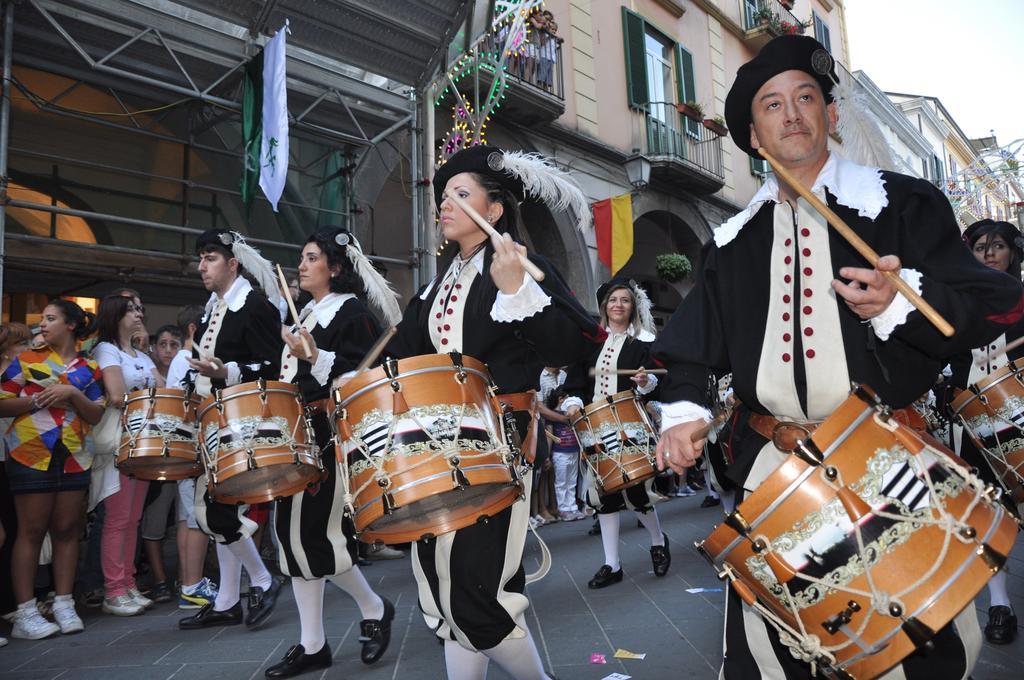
[178,601,242,629]
[700,496,721,508]
[246,577,282,628]
[588,565,623,589]
[588,519,601,536]
[265,643,332,678]
[984,605,1018,645]
[359,597,395,664]
[651,533,671,577]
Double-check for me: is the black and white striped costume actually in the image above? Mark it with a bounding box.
[386,246,600,651]
[652,156,1024,679]
[191,276,283,544]
[273,293,380,578]
[564,329,660,514]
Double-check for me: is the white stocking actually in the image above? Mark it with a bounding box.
[444,639,490,680]
[988,569,1012,609]
[598,513,621,571]
[328,566,385,620]
[636,508,664,547]
[291,577,327,653]
[213,543,241,611]
[485,629,550,680]
[225,537,273,591]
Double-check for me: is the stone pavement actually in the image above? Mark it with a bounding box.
[1,492,1022,679]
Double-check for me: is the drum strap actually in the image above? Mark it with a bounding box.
[524,519,552,584]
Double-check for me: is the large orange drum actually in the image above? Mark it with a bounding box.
[117,387,202,480]
[950,360,1024,504]
[333,353,522,544]
[570,390,658,495]
[698,385,1017,680]
[198,380,321,505]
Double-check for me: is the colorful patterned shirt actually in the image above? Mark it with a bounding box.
[0,347,105,472]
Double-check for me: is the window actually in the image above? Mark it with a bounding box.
[645,32,674,121]
[931,155,944,184]
[813,12,832,53]
[949,156,958,181]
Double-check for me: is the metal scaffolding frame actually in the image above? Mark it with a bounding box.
[0,0,472,302]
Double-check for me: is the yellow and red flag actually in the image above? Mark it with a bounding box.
[593,193,634,275]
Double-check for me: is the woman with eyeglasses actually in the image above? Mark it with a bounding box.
[93,294,161,617]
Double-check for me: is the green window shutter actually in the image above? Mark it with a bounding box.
[675,45,699,135]
[750,156,771,177]
[622,8,648,109]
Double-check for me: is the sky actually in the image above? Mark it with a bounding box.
[844,0,1024,152]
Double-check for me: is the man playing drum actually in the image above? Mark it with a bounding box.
[652,35,1024,679]
[178,228,284,631]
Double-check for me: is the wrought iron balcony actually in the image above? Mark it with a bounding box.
[634,102,725,194]
[743,0,806,49]
[473,29,566,126]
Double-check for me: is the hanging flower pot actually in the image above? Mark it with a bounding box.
[655,253,692,283]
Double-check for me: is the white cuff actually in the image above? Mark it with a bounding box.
[311,350,335,387]
[659,400,713,434]
[561,396,584,413]
[224,361,241,386]
[490,273,552,323]
[869,268,923,341]
[636,373,658,395]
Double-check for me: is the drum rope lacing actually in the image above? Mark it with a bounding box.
[735,410,992,673]
[575,395,658,488]
[336,397,514,516]
[967,402,1024,490]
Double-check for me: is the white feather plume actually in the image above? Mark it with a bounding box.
[345,235,403,327]
[629,280,656,338]
[228,232,282,305]
[832,74,898,173]
[493,151,592,232]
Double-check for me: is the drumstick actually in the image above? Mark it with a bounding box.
[758,148,955,338]
[444,192,546,283]
[588,367,668,376]
[354,326,397,373]
[690,411,729,443]
[276,264,312,357]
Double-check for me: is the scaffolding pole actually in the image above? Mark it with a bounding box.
[410,90,421,291]
[0,2,14,306]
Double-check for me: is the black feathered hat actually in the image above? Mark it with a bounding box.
[432,145,591,231]
[725,35,837,159]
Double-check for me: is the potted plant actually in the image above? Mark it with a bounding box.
[703,115,728,137]
[677,100,704,122]
[780,0,795,10]
[655,253,692,283]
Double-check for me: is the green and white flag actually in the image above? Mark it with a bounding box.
[240,21,289,214]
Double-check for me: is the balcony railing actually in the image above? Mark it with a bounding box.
[479,28,564,98]
[636,102,724,193]
[744,0,806,38]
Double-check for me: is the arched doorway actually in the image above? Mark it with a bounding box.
[616,207,707,329]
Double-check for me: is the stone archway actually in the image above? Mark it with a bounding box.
[616,204,710,328]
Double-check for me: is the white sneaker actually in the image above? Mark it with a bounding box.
[127,587,154,609]
[0,635,8,647]
[52,604,84,634]
[11,603,60,640]
[102,594,144,617]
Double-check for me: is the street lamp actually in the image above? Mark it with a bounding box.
[624,150,651,191]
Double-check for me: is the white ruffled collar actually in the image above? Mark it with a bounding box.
[418,248,487,300]
[605,325,656,342]
[299,293,355,328]
[714,154,888,248]
[204,276,252,318]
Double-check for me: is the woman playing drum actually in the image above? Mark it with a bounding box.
[267,227,401,678]
[947,218,1024,645]
[385,145,601,680]
[562,276,669,589]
